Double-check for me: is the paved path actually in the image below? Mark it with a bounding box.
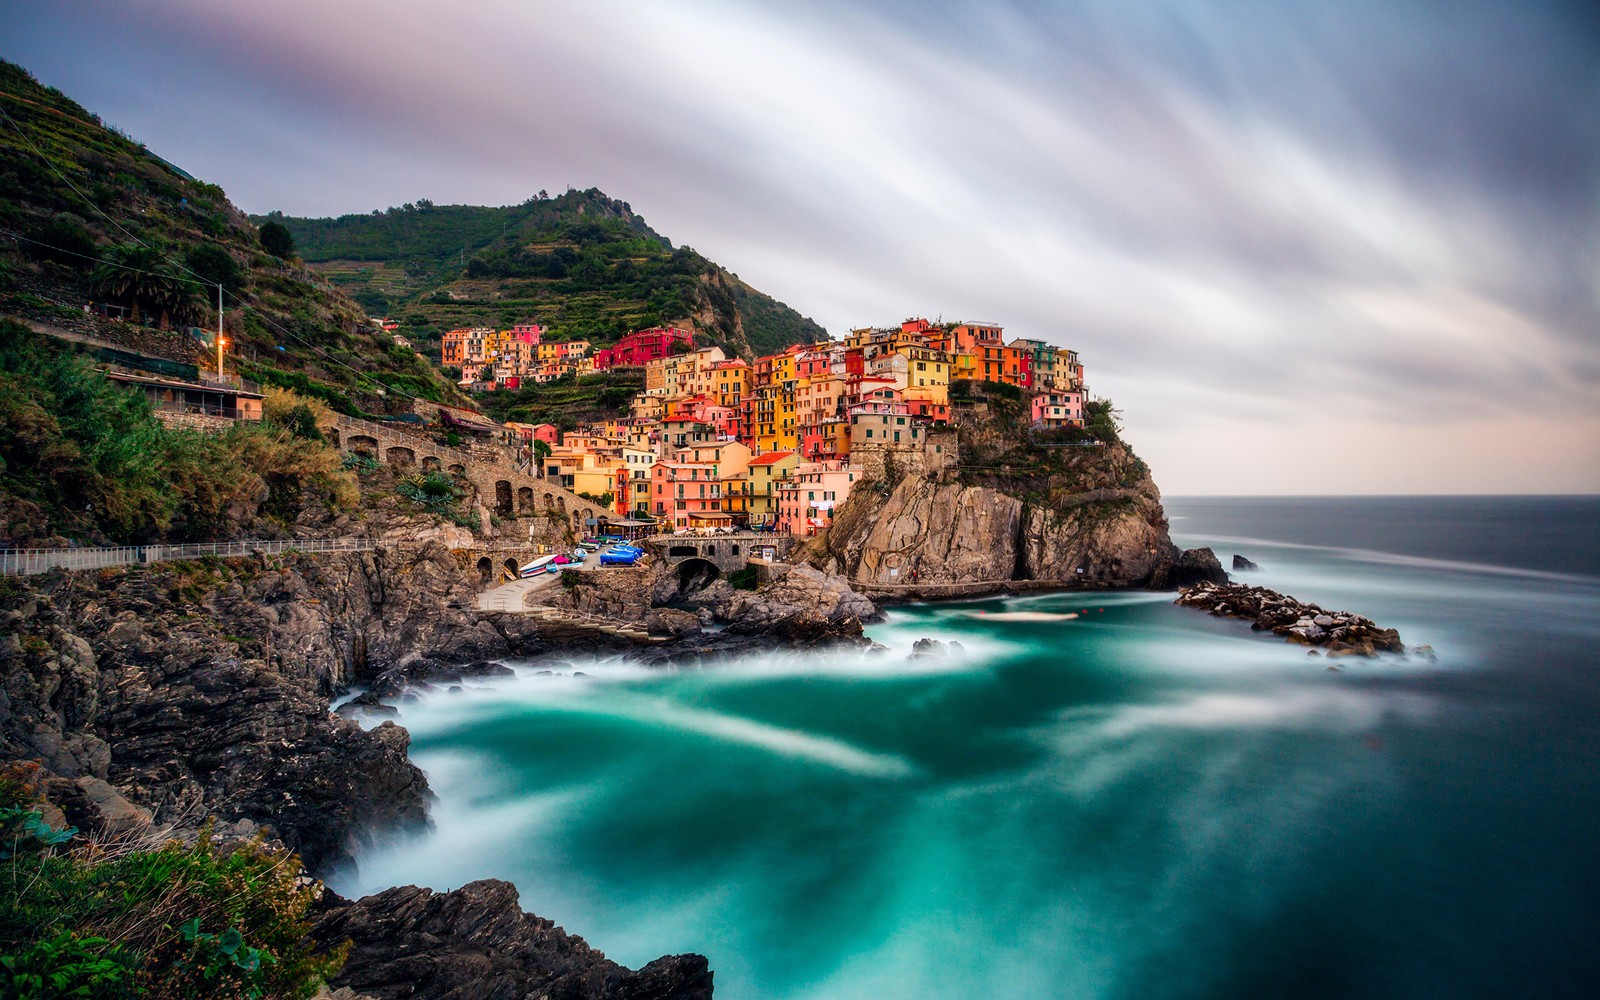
[475,573,558,612]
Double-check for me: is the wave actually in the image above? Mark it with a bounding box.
[1179,532,1600,586]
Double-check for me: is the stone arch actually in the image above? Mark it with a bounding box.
[386,445,415,466]
[348,434,378,455]
[494,480,513,518]
[503,558,519,579]
[668,544,698,558]
[517,486,535,515]
[673,558,721,596]
[732,544,740,556]
[542,492,556,514]
[422,455,441,472]
[476,557,493,584]
[327,427,340,448]
[448,464,466,477]
[705,544,716,556]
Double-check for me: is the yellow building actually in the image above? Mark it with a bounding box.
[746,451,800,526]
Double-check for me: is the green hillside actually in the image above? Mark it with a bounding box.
[263,190,827,361]
[0,60,471,415]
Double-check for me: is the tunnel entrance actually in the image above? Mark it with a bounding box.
[672,557,721,599]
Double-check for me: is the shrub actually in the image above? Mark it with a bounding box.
[396,470,461,515]
[0,808,345,1000]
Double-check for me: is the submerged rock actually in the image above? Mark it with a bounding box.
[1232,554,1262,572]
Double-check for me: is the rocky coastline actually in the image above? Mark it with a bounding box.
[1175,580,1413,657]
[0,505,1242,997]
[0,542,887,997]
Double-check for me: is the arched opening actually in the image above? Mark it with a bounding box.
[422,455,441,472]
[542,492,556,514]
[668,545,698,558]
[327,428,340,448]
[448,464,466,477]
[386,446,415,466]
[348,434,378,455]
[476,557,493,584]
[494,480,513,518]
[503,558,518,580]
[672,558,721,599]
[732,544,740,556]
[705,544,716,556]
[517,486,535,515]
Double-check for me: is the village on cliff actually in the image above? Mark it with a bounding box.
[436,318,1089,536]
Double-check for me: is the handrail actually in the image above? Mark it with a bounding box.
[0,537,379,576]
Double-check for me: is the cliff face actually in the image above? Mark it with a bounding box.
[0,544,504,871]
[811,436,1224,594]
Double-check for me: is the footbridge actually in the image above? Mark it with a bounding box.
[325,414,614,537]
[645,534,794,574]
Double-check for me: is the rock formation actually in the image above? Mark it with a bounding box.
[313,880,712,1000]
[1175,581,1406,656]
[1232,554,1261,572]
[810,448,1226,595]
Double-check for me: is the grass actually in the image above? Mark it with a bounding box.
[0,763,346,999]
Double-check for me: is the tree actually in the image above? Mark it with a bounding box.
[184,244,242,294]
[90,244,200,328]
[258,221,295,258]
[26,214,96,270]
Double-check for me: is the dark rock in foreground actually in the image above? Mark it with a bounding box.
[1176,581,1405,656]
[315,879,713,1000]
[1231,554,1261,572]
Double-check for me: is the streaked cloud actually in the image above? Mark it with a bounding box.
[3,0,1596,492]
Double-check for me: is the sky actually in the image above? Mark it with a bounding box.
[5,1,1598,494]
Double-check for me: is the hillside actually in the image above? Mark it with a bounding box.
[263,190,827,361]
[0,60,471,416]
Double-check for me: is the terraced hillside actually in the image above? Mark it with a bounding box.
[264,189,827,361]
[0,60,471,415]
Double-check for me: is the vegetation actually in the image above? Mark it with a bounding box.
[0,59,470,413]
[950,381,1151,506]
[477,368,645,430]
[0,764,344,999]
[260,189,827,360]
[0,320,355,544]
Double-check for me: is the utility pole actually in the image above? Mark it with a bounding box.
[216,283,226,380]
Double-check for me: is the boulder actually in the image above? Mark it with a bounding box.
[314,879,713,1000]
[1231,554,1261,571]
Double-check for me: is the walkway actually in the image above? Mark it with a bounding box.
[475,573,558,612]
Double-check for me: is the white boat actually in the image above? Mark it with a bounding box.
[519,555,558,577]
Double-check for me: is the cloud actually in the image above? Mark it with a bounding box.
[2,0,1595,492]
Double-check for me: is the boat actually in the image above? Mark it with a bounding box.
[600,549,639,566]
[518,555,558,577]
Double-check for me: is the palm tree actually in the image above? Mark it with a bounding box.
[91,244,201,328]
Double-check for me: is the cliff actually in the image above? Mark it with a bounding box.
[808,386,1224,596]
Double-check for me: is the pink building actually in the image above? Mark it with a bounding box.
[649,460,722,531]
[777,460,860,536]
[1031,390,1084,428]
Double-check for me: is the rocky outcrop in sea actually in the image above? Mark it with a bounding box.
[1175,581,1407,656]
[810,457,1227,595]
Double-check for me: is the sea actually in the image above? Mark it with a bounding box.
[333,496,1600,999]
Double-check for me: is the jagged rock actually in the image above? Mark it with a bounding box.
[313,879,713,1000]
[1175,582,1405,657]
[1232,554,1261,571]
[907,637,949,661]
[645,608,702,638]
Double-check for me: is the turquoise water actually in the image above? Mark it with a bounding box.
[336,497,1600,998]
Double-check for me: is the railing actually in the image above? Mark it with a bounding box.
[150,399,252,420]
[0,537,377,576]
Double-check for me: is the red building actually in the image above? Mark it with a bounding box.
[593,327,696,369]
